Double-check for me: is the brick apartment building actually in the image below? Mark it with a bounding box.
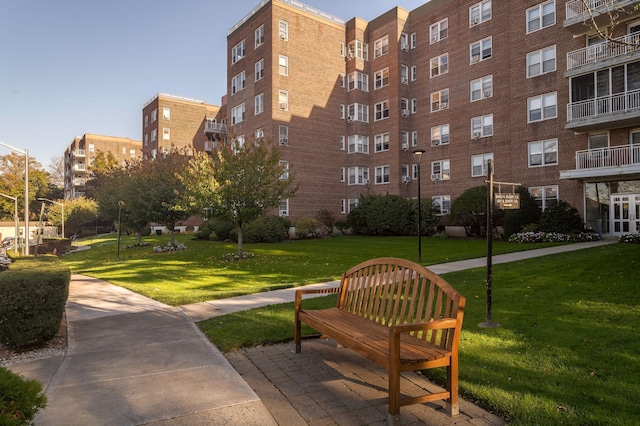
[141,93,225,159]
[63,134,142,199]
[223,0,640,236]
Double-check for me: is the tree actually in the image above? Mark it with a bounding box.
[450,185,503,238]
[0,153,50,221]
[578,1,640,47]
[47,155,65,189]
[43,196,97,238]
[180,138,297,256]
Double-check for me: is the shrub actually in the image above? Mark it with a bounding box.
[347,195,435,236]
[451,186,503,238]
[503,187,542,237]
[618,232,640,243]
[315,209,336,232]
[242,215,289,243]
[0,256,70,348]
[538,200,584,234]
[295,217,327,239]
[507,231,599,243]
[212,221,235,241]
[195,220,215,240]
[0,366,47,425]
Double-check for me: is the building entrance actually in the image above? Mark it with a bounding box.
[611,194,640,235]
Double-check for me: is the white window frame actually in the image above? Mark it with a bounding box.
[400,64,409,84]
[411,98,417,114]
[340,167,345,182]
[471,114,494,138]
[348,135,369,154]
[279,55,288,76]
[348,167,370,185]
[151,129,157,142]
[231,40,246,63]
[431,124,450,146]
[411,131,418,147]
[278,90,289,111]
[347,103,369,122]
[374,133,390,152]
[279,161,289,180]
[471,153,493,177]
[470,37,492,63]
[163,127,170,140]
[348,198,359,212]
[411,65,417,81]
[374,100,390,121]
[400,33,409,51]
[255,59,264,81]
[411,33,417,49]
[231,71,246,95]
[526,1,556,34]
[527,45,556,77]
[279,20,289,41]
[430,53,449,78]
[162,107,170,120]
[151,109,157,122]
[430,89,449,112]
[374,35,390,58]
[348,72,369,92]
[375,165,390,184]
[254,93,264,115]
[347,40,368,61]
[469,0,492,27]
[279,199,289,217]
[430,18,448,44]
[470,75,493,101]
[527,92,557,122]
[432,195,451,215]
[231,103,246,125]
[255,25,264,48]
[529,185,558,210]
[528,138,558,167]
[431,160,451,180]
[279,125,289,146]
[374,68,389,89]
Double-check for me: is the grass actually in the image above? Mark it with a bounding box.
[62,233,562,305]
[199,243,640,425]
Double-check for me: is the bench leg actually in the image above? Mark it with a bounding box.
[446,361,460,416]
[294,313,301,353]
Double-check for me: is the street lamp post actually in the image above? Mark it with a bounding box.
[37,198,65,238]
[412,149,426,264]
[0,141,29,255]
[0,193,18,254]
[117,200,125,259]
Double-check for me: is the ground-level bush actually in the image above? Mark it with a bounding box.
[619,232,640,243]
[503,187,541,237]
[347,195,436,236]
[194,220,215,240]
[538,200,584,233]
[451,186,503,238]
[0,256,70,348]
[230,215,289,243]
[0,366,47,425]
[295,217,327,239]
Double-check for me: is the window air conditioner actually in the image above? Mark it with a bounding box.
[441,208,450,214]
[347,115,354,122]
[402,109,409,117]
[279,138,288,145]
[431,36,438,43]
[280,33,287,41]
[470,17,480,26]
[402,142,409,150]
[401,77,408,84]
[484,89,492,98]
[431,139,441,146]
[431,173,441,181]
[440,102,448,109]
[401,44,409,51]
[280,210,288,216]
[279,103,287,110]
[363,179,370,185]
[402,176,411,183]
[473,131,482,139]
[471,55,480,63]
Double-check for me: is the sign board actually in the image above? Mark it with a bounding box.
[494,193,520,210]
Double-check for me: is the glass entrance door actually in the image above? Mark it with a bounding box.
[611,194,640,235]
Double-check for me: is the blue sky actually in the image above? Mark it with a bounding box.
[0,0,428,168]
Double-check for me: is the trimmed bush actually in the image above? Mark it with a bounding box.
[212,221,235,241]
[315,209,336,232]
[195,220,216,240]
[232,215,290,244]
[0,256,70,348]
[503,187,542,237]
[0,366,47,425]
[538,200,584,234]
[347,195,436,236]
[295,217,327,239]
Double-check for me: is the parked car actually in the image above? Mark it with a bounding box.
[2,237,15,249]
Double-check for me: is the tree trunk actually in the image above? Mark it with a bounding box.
[236,225,244,257]
[170,229,176,246]
[137,231,143,245]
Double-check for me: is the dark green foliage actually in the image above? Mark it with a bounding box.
[451,185,503,238]
[295,217,326,239]
[538,200,585,233]
[503,187,542,237]
[315,209,335,231]
[242,215,290,243]
[0,366,47,425]
[0,257,70,348]
[347,195,436,236]
[212,221,235,241]
[195,220,216,240]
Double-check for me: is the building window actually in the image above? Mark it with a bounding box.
[529,185,558,210]
[279,199,289,217]
[430,53,449,78]
[340,135,346,151]
[278,90,288,111]
[340,104,346,119]
[163,128,170,140]
[528,92,557,122]
[527,45,556,77]
[431,124,450,146]
[373,133,389,152]
[144,115,149,127]
[375,165,390,184]
[144,134,148,146]
[255,25,264,48]
[130,149,136,158]
[374,101,390,121]
[231,40,245,63]
[122,147,126,155]
[163,107,170,120]
[400,33,409,51]
[412,164,418,179]
[231,71,246,94]
[340,167,345,182]
[348,72,368,91]
[471,75,493,101]
[348,135,369,154]
[374,35,389,58]
[151,129,157,142]
[411,131,418,147]
[88,144,95,153]
[348,103,369,122]
[255,59,264,81]
[528,138,558,167]
[279,20,288,41]
[231,103,245,125]
[340,42,345,57]
[411,65,417,81]
[401,132,409,150]
[471,153,493,177]
[411,98,417,114]
[411,33,417,49]
[527,1,555,34]
[374,68,389,89]
[348,198,359,212]
[255,128,265,141]
[471,114,493,138]
[432,195,451,215]
[279,161,289,180]
[279,125,289,145]
[470,37,492,63]
[431,89,449,112]
[401,98,409,116]
[254,93,264,115]
[279,55,288,76]
[151,109,157,122]
[431,160,451,180]
[589,132,609,149]
[430,18,448,43]
[347,40,368,60]
[348,167,370,185]
[401,164,410,181]
[470,0,491,26]
[400,65,409,84]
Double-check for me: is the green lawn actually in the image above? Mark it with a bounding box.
[62,233,562,305]
[199,243,640,425]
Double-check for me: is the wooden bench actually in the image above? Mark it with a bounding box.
[294,257,466,422]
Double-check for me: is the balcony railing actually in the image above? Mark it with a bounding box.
[205,120,227,134]
[73,164,86,171]
[567,89,640,121]
[204,141,221,152]
[72,178,87,186]
[574,145,640,170]
[566,0,616,21]
[567,31,640,70]
[74,149,86,157]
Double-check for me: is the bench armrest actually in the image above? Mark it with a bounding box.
[295,287,340,311]
[390,318,458,336]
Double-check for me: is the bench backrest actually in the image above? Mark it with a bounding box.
[337,257,465,351]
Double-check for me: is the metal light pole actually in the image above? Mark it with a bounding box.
[412,149,426,264]
[117,200,125,259]
[38,198,65,238]
[0,193,18,254]
[0,141,29,255]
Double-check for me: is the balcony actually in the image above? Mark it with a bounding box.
[72,178,87,186]
[566,31,640,73]
[566,89,640,131]
[204,120,227,135]
[204,140,221,152]
[560,144,640,180]
[564,0,640,35]
[73,163,86,172]
[74,149,86,157]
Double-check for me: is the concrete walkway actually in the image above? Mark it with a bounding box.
[5,239,615,425]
